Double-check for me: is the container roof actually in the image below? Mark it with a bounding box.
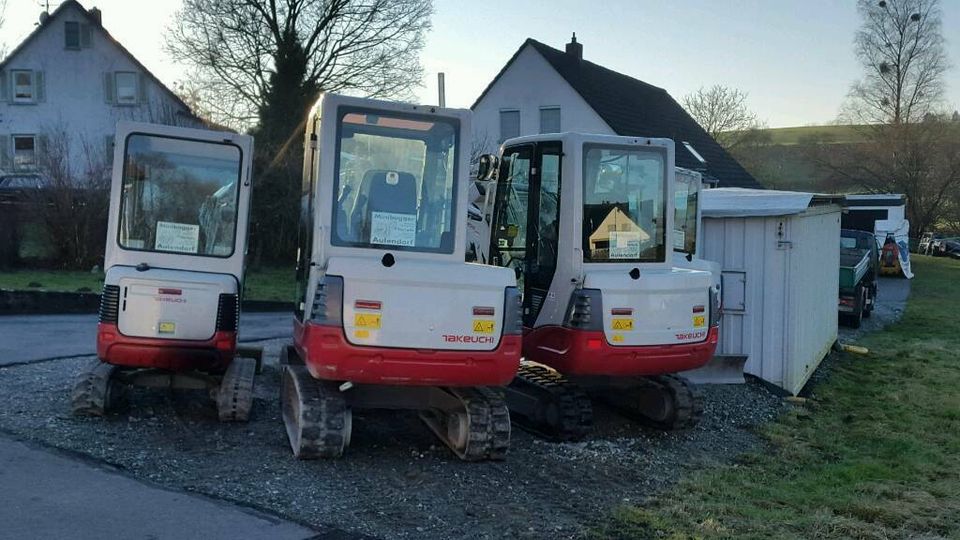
[702,188,844,218]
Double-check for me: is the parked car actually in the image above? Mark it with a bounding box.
[918,232,943,255]
[0,173,52,205]
[932,237,960,258]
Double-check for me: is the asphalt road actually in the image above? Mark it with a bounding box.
[0,435,316,540]
[0,312,292,367]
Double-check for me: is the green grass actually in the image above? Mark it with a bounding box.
[598,256,960,539]
[0,267,296,303]
[0,270,105,293]
[243,266,296,303]
[761,125,868,146]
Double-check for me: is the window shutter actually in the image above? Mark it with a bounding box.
[499,110,520,142]
[35,71,45,102]
[0,71,7,102]
[0,135,9,170]
[103,72,115,104]
[138,73,148,105]
[80,24,92,48]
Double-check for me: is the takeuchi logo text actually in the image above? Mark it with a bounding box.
[675,331,706,341]
[442,335,495,344]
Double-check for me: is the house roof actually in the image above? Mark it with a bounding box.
[473,39,762,189]
[1,0,195,117]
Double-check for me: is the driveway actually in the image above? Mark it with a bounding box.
[0,312,291,367]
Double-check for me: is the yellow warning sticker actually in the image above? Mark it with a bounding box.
[611,334,624,343]
[473,320,495,334]
[354,329,370,339]
[354,313,381,329]
[693,315,706,328]
[158,321,176,334]
[611,318,634,331]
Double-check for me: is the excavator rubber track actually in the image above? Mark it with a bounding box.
[71,360,124,416]
[419,387,511,462]
[602,374,704,431]
[505,363,593,442]
[281,363,352,459]
[216,356,257,422]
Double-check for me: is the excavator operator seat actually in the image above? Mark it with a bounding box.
[352,169,418,243]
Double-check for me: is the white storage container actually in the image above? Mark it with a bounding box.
[700,188,843,395]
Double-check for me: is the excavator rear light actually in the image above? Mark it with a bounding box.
[503,287,523,335]
[311,275,344,326]
[355,300,382,311]
[709,287,720,328]
[473,306,496,316]
[564,288,603,331]
[611,308,633,316]
[693,305,705,313]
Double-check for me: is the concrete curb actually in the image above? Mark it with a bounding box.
[0,289,293,315]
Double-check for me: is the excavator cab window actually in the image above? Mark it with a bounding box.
[673,173,698,256]
[117,134,243,258]
[582,144,666,263]
[331,109,459,254]
[490,142,562,327]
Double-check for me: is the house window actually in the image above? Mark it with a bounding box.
[65,21,81,49]
[12,71,34,103]
[500,109,520,142]
[540,107,561,134]
[13,136,37,170]
[115,72,138,105]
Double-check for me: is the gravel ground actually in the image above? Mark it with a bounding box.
[0,338,784,540]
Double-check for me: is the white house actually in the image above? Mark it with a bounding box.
[0,1,201,178]
[472,36,761,188]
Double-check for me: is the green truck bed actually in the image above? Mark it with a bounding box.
[839,248,871,290]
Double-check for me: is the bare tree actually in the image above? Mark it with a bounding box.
[0,0,8,59]
[845,0,948,124]
[165,0,433,129]
[682,85,764,150]
[816,0,957,237]
[31,125,111,269]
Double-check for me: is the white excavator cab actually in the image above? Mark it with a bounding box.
[483,133,719,440]
[73,121,258,422]
[282,94,521,461]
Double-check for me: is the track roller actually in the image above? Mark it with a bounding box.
[216,356,257,422]
[419,387,511,462]
[281,364,352,459]
[71,360,124,416]
[603,374,704,430]
[504,363,593,441]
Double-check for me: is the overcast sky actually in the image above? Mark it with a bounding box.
[4,0,960,127]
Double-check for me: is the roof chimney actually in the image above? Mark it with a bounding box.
[565,33,582,60]
[89,7,102,26]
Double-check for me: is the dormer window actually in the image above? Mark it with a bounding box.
[12,71,34,103]
[65,21,81,49]
[64,21,91,49]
